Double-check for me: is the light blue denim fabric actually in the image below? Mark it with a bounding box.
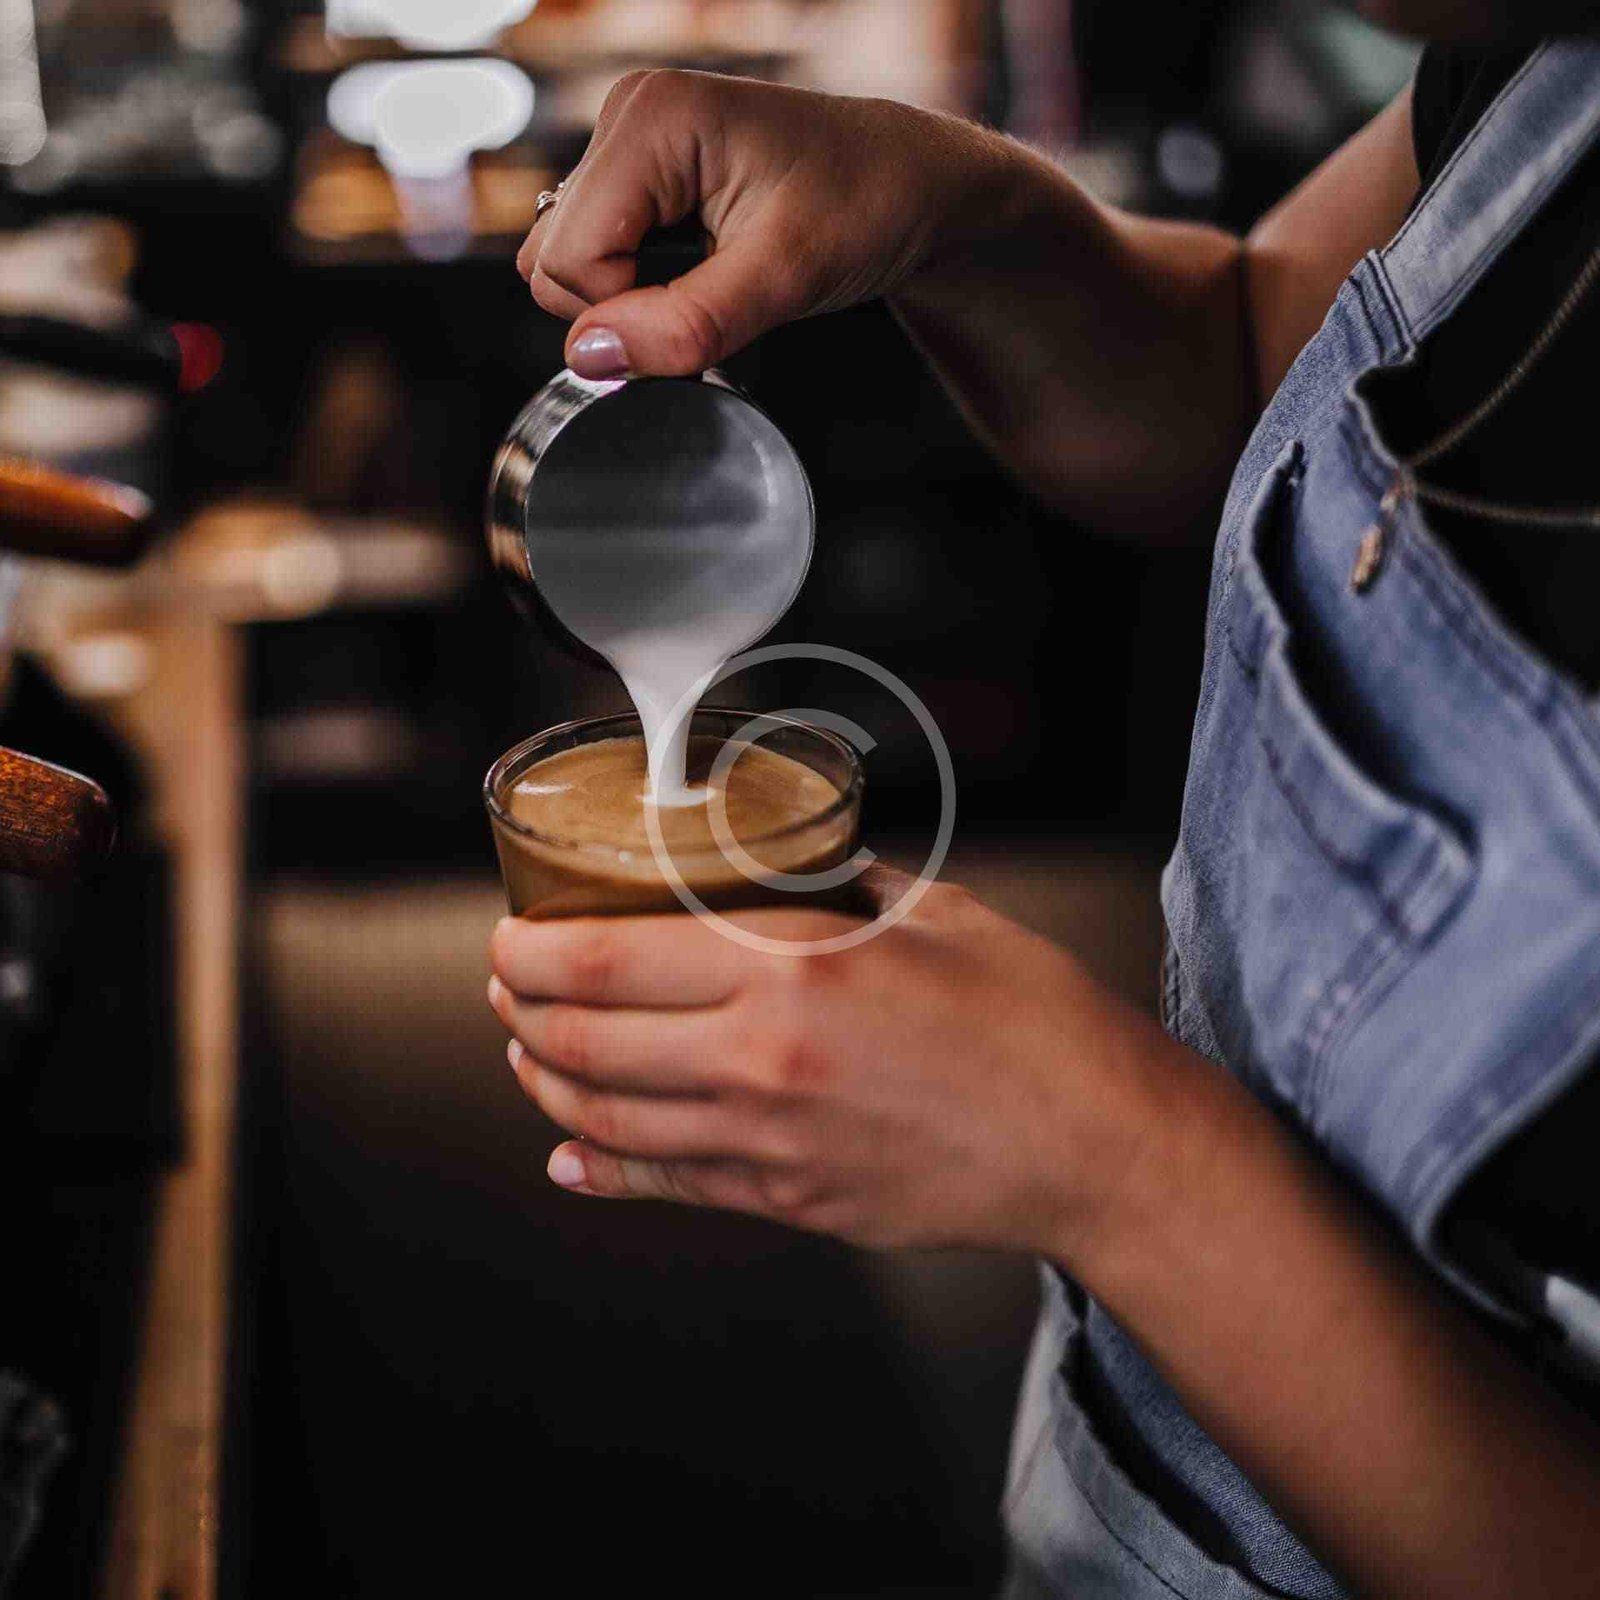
[1002,39,1600,1600]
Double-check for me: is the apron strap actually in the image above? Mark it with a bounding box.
[1379,37,1600,349]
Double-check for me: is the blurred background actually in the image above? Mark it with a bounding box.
[0,2,1418,1595]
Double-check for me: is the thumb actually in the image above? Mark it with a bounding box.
[816,861,921,924]
[853,862,922,917]
[565,242,798,379]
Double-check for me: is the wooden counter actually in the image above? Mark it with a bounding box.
[17,502,468,1600]
[100,615,242,1600]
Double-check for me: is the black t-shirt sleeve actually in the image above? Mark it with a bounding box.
[1413,45,1467,178]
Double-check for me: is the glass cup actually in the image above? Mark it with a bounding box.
[484,708,864,920]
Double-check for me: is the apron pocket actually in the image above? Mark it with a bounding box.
[1002,1276,1302,1600]
[1174,441,1475,1117]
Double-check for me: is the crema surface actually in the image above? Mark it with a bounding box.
[493,733,854,918]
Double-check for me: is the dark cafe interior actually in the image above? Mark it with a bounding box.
[13,1,1593,1597]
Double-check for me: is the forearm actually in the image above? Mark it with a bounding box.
[1063,1024,1600,1599]
[890,141,1252,540]
[889,88,1419,540]
[525,73,1256,532]
[489,857,1600,1592]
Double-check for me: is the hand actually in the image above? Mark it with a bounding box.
[486,869,1172,1261]
[515,71,1023,379]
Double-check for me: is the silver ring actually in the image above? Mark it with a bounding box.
[534,178,567,221]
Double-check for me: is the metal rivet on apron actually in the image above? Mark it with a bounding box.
[1351,480,1404,593]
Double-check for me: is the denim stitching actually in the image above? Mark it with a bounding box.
[1302,844,1467,1125]
[1219,445,1304,668]
[1381,44,1547,262]
[1338,400,1403,501]
[1322,402,1600,1215]
[1422,145,1600,338]
[1253,700,1424,941]
[1392,524,1540,697]
[1348,265,1374,337]
[1271,405,1600,1155]
[1299,913,1395,1117]
[1296,812,1468,1126]
[1221,420,1478,1112]
[1392,522,1600,822]
[1250,719,1420,1122]
[1362,254,1412,357]
[1350,263,1402,359]
[1375,805,1461,943]
[1223,606,1445,1102]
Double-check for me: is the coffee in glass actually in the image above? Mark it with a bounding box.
[485,708,862,920]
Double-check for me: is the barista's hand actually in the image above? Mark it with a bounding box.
[486,869,1170,1261]
[515,72,1019,380]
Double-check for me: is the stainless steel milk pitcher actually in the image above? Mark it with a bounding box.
[485,228,815,659]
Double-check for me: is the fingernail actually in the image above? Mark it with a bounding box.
[487,975,503,1009]
[548,1147,586,1188]
[507,1037,524,1071]
[569,328,628,378]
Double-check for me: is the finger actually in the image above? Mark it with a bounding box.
[533,72,707,308]
[537,222,652,330]
[489,915,752,1007]
[514,1049,758,1160]
[515,213,547,281]
[528,260,590,322]
[546,1140,774,1215]
[713,864,925,937]
[589,69,656,145]
[853,861,921,914]
[564,240,802,378]
[495,995,732,1093]
[514,71,653,281]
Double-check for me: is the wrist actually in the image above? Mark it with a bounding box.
[1035,1005,1261,1287]
[892,118,1090,307]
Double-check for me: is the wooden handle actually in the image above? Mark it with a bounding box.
[0,457,155,567]
[0,746,116,879]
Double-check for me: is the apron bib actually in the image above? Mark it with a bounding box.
[1003,40,1600,1600]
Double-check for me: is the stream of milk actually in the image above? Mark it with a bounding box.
[607,623,768,808]
[520,384,812,809]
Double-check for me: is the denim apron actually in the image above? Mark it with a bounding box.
[1002,40,1600,1600]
